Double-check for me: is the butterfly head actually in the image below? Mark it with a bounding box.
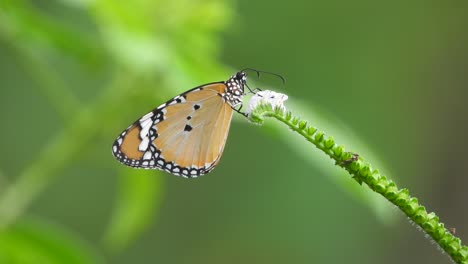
[235,71,247,84]
[224,71,247,107]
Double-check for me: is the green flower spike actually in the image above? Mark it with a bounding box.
[247,90,468,264]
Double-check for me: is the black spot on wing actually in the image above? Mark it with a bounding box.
[194,104,200,110]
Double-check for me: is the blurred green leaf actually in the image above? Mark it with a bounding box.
[6,44,82,121]
[103,169,164,252]
[0,1,106,66]
[0,217,104,264]
[85,0,231,73]
[88,0,171,72]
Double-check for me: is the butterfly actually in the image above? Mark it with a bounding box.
[112,71,250,178]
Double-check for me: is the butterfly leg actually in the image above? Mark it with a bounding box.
[233,104,248,117]
[251,87,262,93]
[245,83,262,94]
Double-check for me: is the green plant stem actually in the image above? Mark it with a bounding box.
[11,45,82,121]
[249,103,468,264]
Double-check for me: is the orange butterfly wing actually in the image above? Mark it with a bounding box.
[112,83,234,177]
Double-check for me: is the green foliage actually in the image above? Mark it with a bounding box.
[103,169,164,252]
[0,217,103,264]
[1,0,106,67]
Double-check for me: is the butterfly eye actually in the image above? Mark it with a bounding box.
[236,71,247,82]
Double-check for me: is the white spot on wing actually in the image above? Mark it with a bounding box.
[140,118,152,138]
[140,112,154,121]
[139,137,149,151]
[143,151,152,160]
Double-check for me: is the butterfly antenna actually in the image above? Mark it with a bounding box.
[241,68,286,85]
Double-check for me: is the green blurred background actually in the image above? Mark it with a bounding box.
[1,1,467,263]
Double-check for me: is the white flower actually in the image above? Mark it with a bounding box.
[245,90,288,116]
